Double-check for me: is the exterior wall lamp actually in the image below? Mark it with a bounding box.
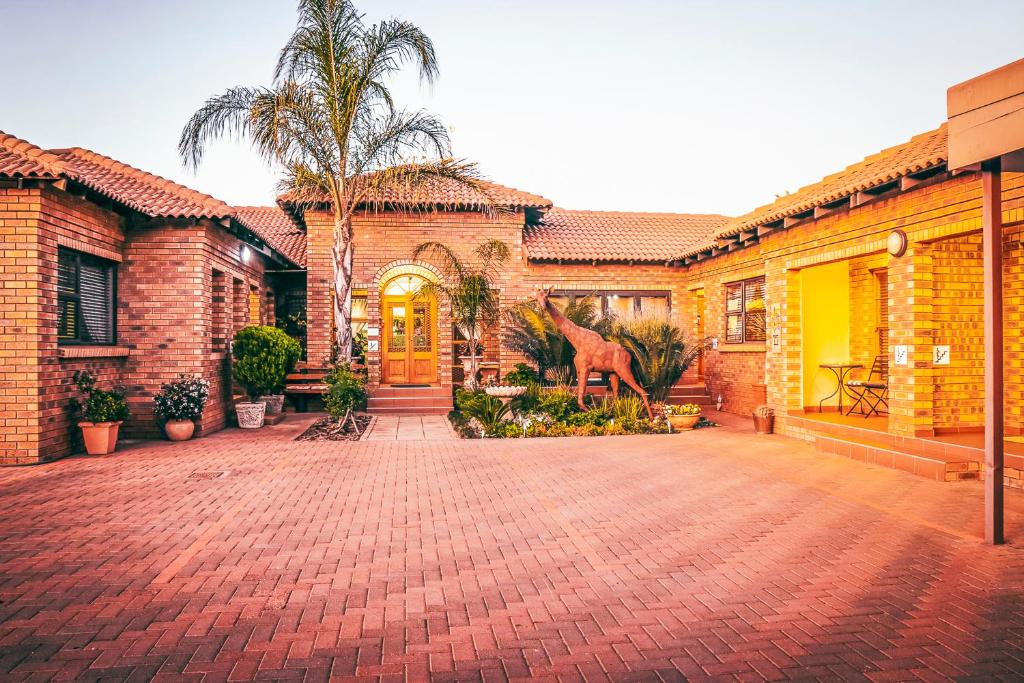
[886,229,908,258]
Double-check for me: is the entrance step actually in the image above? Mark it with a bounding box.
[665,383,715,407]
[786,413,1012,483]
[367,385,453,416]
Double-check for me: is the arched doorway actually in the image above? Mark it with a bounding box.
[381,273,438,384]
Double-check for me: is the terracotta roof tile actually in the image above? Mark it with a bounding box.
[525,209,730,263]
[280,176,552,211]
[233,206,306,267]
[47,147,233,219]
[713,124,948,242]
[0,131,65,178]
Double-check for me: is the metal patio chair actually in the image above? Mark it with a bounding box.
[845,355,888,418]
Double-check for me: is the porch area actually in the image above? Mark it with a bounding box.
[788,411,1024,486]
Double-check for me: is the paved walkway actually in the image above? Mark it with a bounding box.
[0,413,1023,681]
[364,415,456,441]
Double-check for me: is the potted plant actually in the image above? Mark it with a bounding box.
[72,371,129,455]
[154,374,211,441]
[753,404,775,434]
[231,325,302,428]
[664,402,702,431]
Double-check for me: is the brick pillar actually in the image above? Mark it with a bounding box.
[305,210,334,367]
[0,186,43,464]
[888,244,935,437]
[1005,222,1024,436]
[771,266,804,434]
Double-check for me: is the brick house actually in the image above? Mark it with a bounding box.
[3,90,1023,476]
[2,130,720,462]
[0,133,298,464]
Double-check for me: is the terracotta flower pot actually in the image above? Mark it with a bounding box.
[164,419,196,441]
[667,413,701,431]
[235,402,266,429]
[79,421,122,455]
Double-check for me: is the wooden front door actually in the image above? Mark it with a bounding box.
[382,282,438,385]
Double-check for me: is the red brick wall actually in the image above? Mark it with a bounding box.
[0,183,45,463]
[1,183,274,464]
[679,170,1024,438]
[304,208,698,391]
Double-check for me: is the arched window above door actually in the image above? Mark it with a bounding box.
[383,274,428,297]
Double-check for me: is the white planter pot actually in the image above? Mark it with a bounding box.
[235,402,266,429]
[258,395,285,416]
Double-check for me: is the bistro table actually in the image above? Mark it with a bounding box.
[818,362,863,413]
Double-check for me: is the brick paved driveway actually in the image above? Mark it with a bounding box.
[1,414,1023,681]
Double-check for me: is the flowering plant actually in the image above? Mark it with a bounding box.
[154,374,211,421]
[663,402,702,416]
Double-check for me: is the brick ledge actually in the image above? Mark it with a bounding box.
[58,346,130,359]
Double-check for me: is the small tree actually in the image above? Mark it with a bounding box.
[609,315,703,403]
[231,326,302,400]
[412,240,509,389]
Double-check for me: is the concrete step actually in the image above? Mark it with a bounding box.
[367,385,453,415]
[813,433,977,482]
[371,385,450,398]
[667,384,711,397]
[367,397,453,410]
[368,406,452,416]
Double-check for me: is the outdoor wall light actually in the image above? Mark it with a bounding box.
[886,229,908,257]
[240,245,252,263]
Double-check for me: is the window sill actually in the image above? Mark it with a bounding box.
[718,343,766,353]
[58,346,130,359]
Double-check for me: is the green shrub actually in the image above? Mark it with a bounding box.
[154,374,210,421]
[322,365,367,420]
[565,409,608,428]
[462,393,511,436]
[492,422,523,439]
[455,388,487,414]
[609,315,702,403]
[504,363,540,386]
[536,388,578,421]
[231,326,302,399]
[73,371,129,423]
[510,381,543,412]
[601,395,646,422]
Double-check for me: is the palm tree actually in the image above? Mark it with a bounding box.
[179,0,484,361]
[412,240,509,389]
[609,314,704,403]
[502,296,611,383]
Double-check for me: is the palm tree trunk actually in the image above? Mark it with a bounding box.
[332,214,354,364]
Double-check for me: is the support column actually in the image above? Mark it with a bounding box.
[769,267,803,434]
[887,244,935,438]
[304,210,335,367]
[982,158,1004,545]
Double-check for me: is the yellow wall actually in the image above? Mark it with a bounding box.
[801,261,851,408]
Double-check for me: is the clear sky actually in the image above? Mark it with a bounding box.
[2,0,1022,216]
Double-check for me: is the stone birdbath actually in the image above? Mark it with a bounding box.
[485,385,527,407]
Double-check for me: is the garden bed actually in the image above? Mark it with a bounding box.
[448,383,716,439]
[296,414,373,441]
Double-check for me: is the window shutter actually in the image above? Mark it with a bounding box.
[725,283,743,342]
[744,277,766,342]
[79,261,113,343]
[58,250,77,294]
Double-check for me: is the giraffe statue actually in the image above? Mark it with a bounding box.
[535,286,654,419]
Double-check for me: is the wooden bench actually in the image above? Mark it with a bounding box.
[284,369,328,412]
